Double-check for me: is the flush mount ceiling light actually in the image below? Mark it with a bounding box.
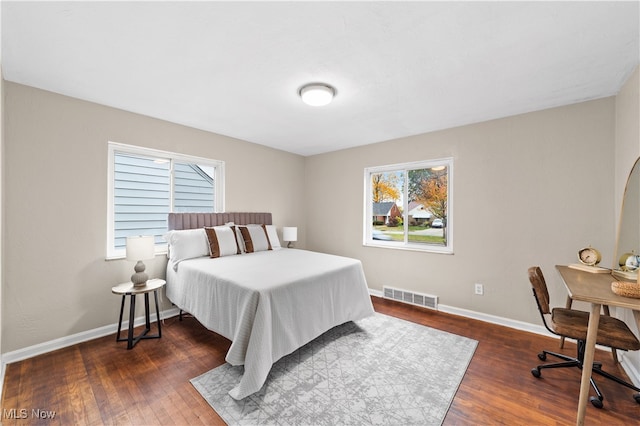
[299,83,336,106]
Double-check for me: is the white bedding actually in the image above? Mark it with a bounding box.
[166,248,374,399]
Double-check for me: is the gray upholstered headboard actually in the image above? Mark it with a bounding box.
[168,212,273,231]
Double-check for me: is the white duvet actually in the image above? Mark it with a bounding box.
[166,248,374,399]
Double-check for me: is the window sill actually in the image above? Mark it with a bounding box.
[363,241,453,255]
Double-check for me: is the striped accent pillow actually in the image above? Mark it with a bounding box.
[204,226,241,258]
[239,225,272,253]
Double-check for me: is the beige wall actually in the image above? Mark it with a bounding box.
[305,98,616,325]
[2,82,306,352]
[614,66,640,375]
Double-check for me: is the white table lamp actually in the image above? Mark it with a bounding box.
[283,227,298,248]
[126,235,155,286]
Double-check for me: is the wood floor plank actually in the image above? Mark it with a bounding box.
[2,296,639,425]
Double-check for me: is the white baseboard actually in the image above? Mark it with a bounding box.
[368,288,383,298]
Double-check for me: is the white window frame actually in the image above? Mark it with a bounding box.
[107,141,225,259]
[363,157,453,254]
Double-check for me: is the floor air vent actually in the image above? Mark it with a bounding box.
[383,286,438,310]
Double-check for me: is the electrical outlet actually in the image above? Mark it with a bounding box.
[474,283,484,295]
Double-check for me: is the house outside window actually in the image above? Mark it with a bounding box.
[107,142,225,258]
[372,201,402,226]
[364,158,453,254]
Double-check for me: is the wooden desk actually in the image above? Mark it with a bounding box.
[556,265,640,425]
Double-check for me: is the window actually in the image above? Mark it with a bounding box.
[107,142,224,258]
[364,158,452,253]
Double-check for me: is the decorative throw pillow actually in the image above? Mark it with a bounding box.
[204,226,241,258]
[239,224,272,253]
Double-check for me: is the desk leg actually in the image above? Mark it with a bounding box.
[577,303,601,426]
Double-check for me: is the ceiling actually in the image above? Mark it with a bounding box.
[2,1,639,156]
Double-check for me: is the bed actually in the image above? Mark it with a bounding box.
[164,212,375,400]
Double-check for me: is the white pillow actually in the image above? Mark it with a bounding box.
[239,225,272,253]
[164,228,209,270]
[204,226,241,258]
[265,225,281,249]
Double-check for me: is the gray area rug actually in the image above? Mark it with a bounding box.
[191,313,477,425]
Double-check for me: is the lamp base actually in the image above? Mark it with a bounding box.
[131,260,148,287]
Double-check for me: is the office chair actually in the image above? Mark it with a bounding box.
[527,266,640,408]
[560,295,618,364]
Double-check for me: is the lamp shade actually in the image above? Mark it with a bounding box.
[283,227,298,242]
[125,235,155,261]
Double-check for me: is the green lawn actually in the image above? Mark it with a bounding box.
[374,225,445,244]
[386,234,445,243]
[409,235,445,243]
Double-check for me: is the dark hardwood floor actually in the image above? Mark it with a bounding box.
[2,296,639,425]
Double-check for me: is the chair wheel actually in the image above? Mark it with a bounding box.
[537,352,547,361]
[589,396,603,409]
[531,368,541,378]
[634,393,640,404]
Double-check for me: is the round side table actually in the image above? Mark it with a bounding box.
[112,278,166,349]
